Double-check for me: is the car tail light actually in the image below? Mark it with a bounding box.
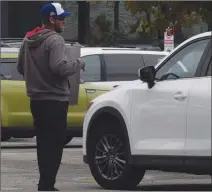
[87,102,93,110]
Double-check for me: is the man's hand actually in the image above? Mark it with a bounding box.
[77,58,85,71]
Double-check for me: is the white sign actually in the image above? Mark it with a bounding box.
[164,28,174,52]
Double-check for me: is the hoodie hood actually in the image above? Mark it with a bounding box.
[24,27,57,48]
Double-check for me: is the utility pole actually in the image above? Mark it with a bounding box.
[78,1,90,44]
[114,1,119,32]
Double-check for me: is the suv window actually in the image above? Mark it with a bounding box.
[155,39,210,81]
[104,54,144,81]
[0,59,23,80]
[143,54,166,66]
[81,55,101,82]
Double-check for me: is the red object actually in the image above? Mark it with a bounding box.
[25,27,44,37]
[87,102,93,110]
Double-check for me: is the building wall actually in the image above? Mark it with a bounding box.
[9,1,44,37]
[89,2,114,26]
[60,1,79,40]
[1,1,9,38]
[61,1,211,44]
[90,2,210,40]
[2,1,211,42]
[1,1,48,38]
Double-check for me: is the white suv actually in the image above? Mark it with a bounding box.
[82,32,212,190]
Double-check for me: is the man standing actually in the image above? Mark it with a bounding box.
[17,2,85,191]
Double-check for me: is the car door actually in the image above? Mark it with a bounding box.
[0,58,33,127]
[130,37,211,156]
[185,50,211,157]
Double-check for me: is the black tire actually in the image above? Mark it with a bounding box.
[1,135,11,142]
[87,121,145,190]
[64,136,73,145]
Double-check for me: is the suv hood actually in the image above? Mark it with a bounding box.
[86,81,132,87]
[83,80,137,90]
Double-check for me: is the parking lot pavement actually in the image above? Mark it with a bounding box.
[1,141,211,192]
[1,137,82,148]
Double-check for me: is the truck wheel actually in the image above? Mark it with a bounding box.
[64,136,73,145]
[87,120,145,190]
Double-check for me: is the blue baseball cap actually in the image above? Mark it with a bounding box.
[40,2,71,18]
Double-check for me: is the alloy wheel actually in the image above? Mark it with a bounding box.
[94,134,126,180]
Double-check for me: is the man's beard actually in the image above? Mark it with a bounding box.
[54,24,64,33]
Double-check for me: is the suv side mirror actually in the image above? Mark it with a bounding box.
[138,66,156,89]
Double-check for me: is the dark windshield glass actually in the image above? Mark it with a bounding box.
[104,54,144,81]
[0,59,23,80]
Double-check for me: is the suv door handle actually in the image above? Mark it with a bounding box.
[85,89,96,94]
[174,91,187,101]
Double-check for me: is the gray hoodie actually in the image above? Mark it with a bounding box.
[17,27,85,102]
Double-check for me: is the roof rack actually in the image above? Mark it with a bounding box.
[1,38,23,43]
[114,44,162,51]
[137,47,161,51]
[101,47,138,50]
[1,42,13,47]
[65,41,84,47]
[1,38,85,48]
